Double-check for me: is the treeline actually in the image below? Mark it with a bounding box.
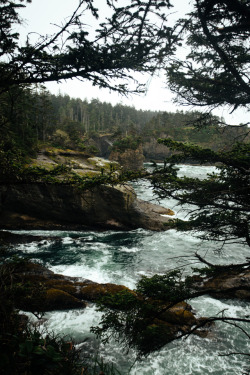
[49,93,157,134]
[143,112,249,151]
[0,85,158,154]
[0,85,248,159]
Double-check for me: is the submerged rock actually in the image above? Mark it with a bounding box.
[4,261,129,312]
[0,230,51,245]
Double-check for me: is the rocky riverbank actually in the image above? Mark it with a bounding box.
[2,260,210,342]
[3,259,250,347]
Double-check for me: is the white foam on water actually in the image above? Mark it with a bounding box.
[50,260,136,289]
[177,164,218,180]
[128,334,248,375]
[73,235,95,243]
[50,263,112,284]
[8,230,66,237]
[34,305,249,375]
[190,296,250,319]
[41,306,102,342]
[119,246,140,253]
[7,165,249,374]
[14,239,59,254]
[62,236,74,244]
[15,242,43,253]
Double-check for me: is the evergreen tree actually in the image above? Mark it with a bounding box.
[0,0,175,94]
[167,0,250,112]
[92,0,250,359]
[0,0,177,177]
[158,0,250,244]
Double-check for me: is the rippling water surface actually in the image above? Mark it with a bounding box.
[5,165,250,374]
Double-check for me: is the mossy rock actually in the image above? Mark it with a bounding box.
[87,157,119,171]
[45,288,86,311]
[79,283,130,301]
[160,302,197,326]
[74,169,100,177]
[28,160,57,170]
[142,318,180,350]
[43,280,78,296]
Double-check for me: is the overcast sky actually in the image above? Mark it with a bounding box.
[18,0,249,125]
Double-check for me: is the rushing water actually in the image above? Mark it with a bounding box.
[4,165,250,374]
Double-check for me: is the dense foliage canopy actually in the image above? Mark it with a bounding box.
[0,0,175,94]
[153,140,250,248]
[157,0,250,246]
[167,0,250,114]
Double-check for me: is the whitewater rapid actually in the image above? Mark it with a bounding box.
[6,165,250,374]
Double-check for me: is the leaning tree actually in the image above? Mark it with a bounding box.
[0,0,176,94]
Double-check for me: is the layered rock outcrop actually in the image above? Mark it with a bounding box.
[0,183,173,231]
[0,149,174,231]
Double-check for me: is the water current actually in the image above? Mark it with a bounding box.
[4,165,250,374]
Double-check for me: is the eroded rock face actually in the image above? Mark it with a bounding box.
[143,137,172,161]
[0,183,173,231]
[0,149,174,231]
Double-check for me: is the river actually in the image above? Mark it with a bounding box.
[5,165,250,374]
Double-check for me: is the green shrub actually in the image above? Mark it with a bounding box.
[112,135,141,152]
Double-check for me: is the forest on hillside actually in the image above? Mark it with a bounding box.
[1,86,249,161]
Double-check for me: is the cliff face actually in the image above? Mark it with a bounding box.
[86,135,173,164]
[0,149,174,231]
[93,135,113,158]
[0,183,173,231]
